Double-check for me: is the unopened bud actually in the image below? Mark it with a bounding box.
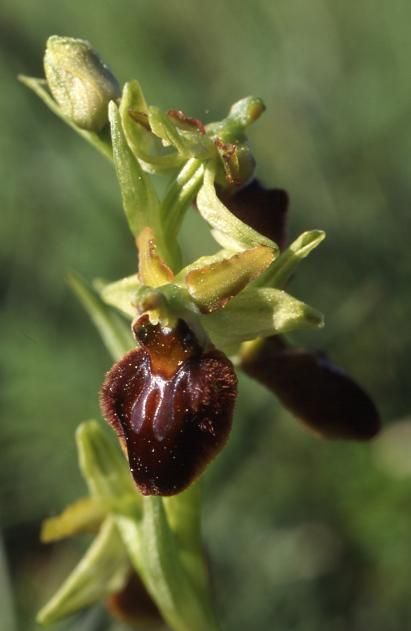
[44,36,120,132]
[228,96,266,129]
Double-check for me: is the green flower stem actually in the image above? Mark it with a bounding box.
[116,496,220,631]
[161,158,204,238]
[164,483,211,597]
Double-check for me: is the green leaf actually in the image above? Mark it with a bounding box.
[202,287,324,346]
[109,102,163,243]
[68,273,133,360]
[184,245,275,313]
[18,75,113,160]
[98,274,141,319]
[41,497,105,542]
[37,518,129,626]
[258,230,326,288]
[196,162,279,252]
[76,420,140,515]
[120,81,184,173]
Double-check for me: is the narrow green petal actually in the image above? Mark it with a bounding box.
[137,227,175,287]
[184,245,275,313]
[18,75,112,160]
[37,518,129,626]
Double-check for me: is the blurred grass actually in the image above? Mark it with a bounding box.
[1,1,411,629]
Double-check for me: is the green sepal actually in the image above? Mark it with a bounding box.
[18,75,113,160]
[68,273,133,360]
[99,274,198,329]
[202,287,324,347]
[41,497,105,543]
[76,421,140,515]
[258,230,326,289]
[183,245,276,313]
[98,274,142,319]
[120,81,184,173]
[37,518,129,626]
[196,162,279,252]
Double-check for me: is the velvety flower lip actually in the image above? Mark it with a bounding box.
[241,335,381,440]
[100,315,237,496]
[219,178,289,249]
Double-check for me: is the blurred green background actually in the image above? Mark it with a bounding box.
[1,1,411,629]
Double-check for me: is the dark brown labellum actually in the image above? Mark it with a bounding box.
[100,316,237,495]
[219,178,289,249]
[241,336,381,440]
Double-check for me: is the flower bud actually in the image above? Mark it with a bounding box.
[44,36,121,132]
[241,336,381,440]
[100,316,237,495]
[106,572,163,628]
[228,96,266,129]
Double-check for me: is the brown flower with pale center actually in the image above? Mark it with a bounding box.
[100,315,237,496]
[241,333,381,440]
